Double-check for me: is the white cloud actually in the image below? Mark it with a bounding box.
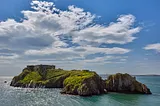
[71,14,141,45]
[0,53,19,60]
[22,1,135,57]
[83,56,128,63]
[25,46,130,56]
[0,0,141,68]
[144,43,160,52]
[0,1,96,49]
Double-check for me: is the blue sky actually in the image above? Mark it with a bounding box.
[0,0,160,76]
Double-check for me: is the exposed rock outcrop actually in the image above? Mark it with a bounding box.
[106,73,151,94]
[61,71,107,96]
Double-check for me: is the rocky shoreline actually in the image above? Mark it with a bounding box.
[10,65,151,96]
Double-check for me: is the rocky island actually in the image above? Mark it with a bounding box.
[10,65,151,96]
[106,73,151,94]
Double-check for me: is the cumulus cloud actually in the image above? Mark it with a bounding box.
[71,14,141,45]
[144,43,160,52]
[0,0,141,66]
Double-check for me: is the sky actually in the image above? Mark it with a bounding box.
[0,0,160,76]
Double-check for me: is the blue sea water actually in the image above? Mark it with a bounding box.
[0,76,160,106]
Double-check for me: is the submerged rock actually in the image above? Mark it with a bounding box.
[106,73,152,94]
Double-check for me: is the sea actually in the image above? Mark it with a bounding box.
[0,75,160,106]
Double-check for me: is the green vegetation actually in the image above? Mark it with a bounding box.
[19,71,42,83]
[64,71,95,85]
[46,69,69,79]
[63,71,96,93]
[13,69,71,87]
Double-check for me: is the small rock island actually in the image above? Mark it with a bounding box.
[10,65,151,96]
[106,73,151,94]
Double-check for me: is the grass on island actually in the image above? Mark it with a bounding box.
[16,68,96,87]
[63,70,96,92]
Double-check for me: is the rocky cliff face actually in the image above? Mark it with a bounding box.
[106,73,151,94]
[61,71,107,96]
